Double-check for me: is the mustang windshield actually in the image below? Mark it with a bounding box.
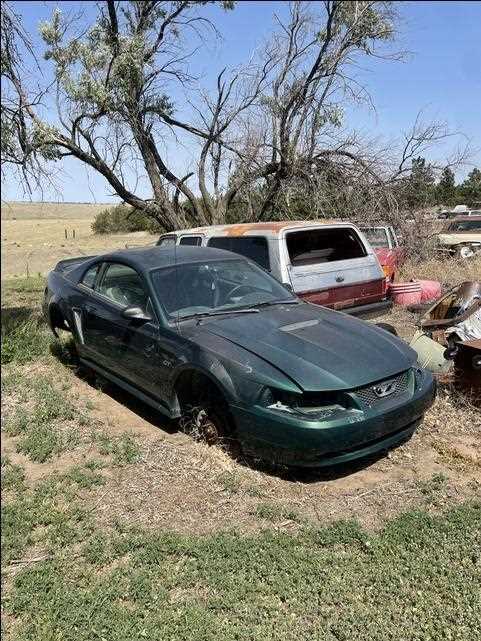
[151,259,297,319]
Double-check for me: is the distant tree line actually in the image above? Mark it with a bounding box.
[400,161,481,211]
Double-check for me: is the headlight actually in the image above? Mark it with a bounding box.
[258,387,348,420]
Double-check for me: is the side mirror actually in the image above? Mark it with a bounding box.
[283,282,293,292]
[122,306,152,322]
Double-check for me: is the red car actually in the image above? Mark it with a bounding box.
[360,226,406,283]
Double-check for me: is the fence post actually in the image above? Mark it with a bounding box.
[65,229,67,239]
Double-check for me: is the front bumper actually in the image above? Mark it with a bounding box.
[230,371,436,468]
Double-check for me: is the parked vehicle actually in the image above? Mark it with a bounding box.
[156,221,391,317]
[437,215,481,259]
[359,225,406,282]
[437,205,481,220]
[43,246,436,468]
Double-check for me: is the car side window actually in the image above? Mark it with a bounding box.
[179,236,202,246]
[97,263,148,308]
[81,264,101,289]
[157,236,177,247]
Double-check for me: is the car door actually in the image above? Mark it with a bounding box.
[82,262,166,401]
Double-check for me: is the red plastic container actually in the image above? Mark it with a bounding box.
[416,279,442,302]
[390,281,422,306]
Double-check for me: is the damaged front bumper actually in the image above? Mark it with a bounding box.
[230,370,436,467]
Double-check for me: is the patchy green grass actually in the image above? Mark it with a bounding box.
[1,277,50,365]
[93,431,141,465]
[1,316,52,365]
[2,495,480,641]
[3,373,87,463]
[1,276,45,302]
[216,470,242,495]
[1,457,26,493]
[254,501,303,524]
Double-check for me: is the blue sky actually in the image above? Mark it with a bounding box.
[3,0,481,203]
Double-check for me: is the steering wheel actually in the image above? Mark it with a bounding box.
[222,284,254,304]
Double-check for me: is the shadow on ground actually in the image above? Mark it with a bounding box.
[50,339,178,435]
[1,306,46,332]
[49,338,402,482]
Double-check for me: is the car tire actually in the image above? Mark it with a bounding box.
[178,376,240,456]
[375,322,398,336]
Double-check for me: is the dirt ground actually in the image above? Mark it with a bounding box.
[1,201,155,278]
[2,313,480,537]
[1,204,480,535]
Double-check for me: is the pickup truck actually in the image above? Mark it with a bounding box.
[359,225,406,283]
[437,216,481,259]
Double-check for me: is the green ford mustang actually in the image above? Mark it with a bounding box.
[43,245,436,468]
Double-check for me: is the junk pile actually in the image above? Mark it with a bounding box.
[409,281,481,400]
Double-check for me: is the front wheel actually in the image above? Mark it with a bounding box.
[177,377,240,456]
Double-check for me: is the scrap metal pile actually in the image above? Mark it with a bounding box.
[409,281,481,401]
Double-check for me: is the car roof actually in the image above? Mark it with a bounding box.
[162,219,347,239]
[101,245,243,271]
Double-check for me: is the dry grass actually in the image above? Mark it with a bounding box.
[1,201,111,220]
[400,256,481,285]
[1,210,155,279]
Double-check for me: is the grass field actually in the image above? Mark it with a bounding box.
[1,201,112,220]
[1,271,480,640]
[1,205,480,638]
[1,201,155,279]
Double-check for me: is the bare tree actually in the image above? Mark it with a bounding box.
[1,0,471,229]
[1,1,238,228]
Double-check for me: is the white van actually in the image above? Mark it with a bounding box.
[156,220,391,316]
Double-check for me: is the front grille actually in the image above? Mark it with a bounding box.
[354,370,411,408]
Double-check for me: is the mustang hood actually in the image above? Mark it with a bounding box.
[194,303,416,392]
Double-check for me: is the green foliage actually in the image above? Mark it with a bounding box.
[254,502,302,523]
[459,168,481,206]
[16,424,65,463]
[1,316,52,365]
[64,464,105,489]
[435,167,457,206]
[1,456,26,493]
[2,372,88,463]
[402,156,436,210]
[91,203,162,235]
[2,500,480,640]
[93,430,141,465]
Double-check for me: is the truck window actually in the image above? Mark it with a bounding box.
[157,236,176,247]
[179,236,202,246]
[448,220,481,232]
[286,228,367,266]
[361,227,389,248]
[207,236,270,270]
